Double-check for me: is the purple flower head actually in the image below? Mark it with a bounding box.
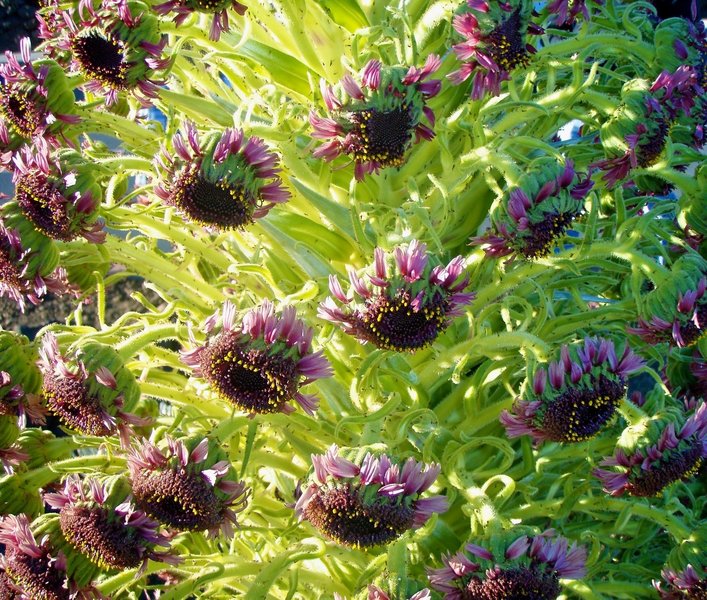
[0,38,78,143]
[545,0,597,27]
[154,121,289,230]
[128,436,249,537]
[628,256,707,348]
[0,213,72,313]
[154,0,247,41]
[448,0,543,99]
[501,337,644,444]
[295,444,447,548]
[10,140,105,243]
[654,564,707,599]
[44,475,180,572]
[593,397,707,497]
[310,56,441,180]
[318,241,474,351]
[39,0,170,106]
[37,333,149,447]
[0,330,45,429]
[428,531,586,599]
[181,300,332,415]
[472,158,591,261]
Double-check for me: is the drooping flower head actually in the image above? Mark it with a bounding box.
[127,436,249,537]
[0,514,70,600]
[448,0,543,99]
[154,121,289,229]
[153,0,247,41]
[501,337,644,444]
[181,300,331,415]
[0,38,79,143]
[0,210,71,312]
[593,395,707,497]
[44,475,180,572]
[295,444,447,548]
[628,255,707,347]
[310,56,441,180]
[38,0,170,106]
[654,564,707,599]
[427,531,587,600]
[10,139,105,243]
[544,0,597,27]
[318,241,474,351]
[0,330,45,430]
[37,333,149,446]
[471,159,592,261]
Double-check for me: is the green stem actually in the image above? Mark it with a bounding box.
[114,322,182,360]
[74,108,160,154]
[536,34,654,64]
[139,381,229,419]
[94,155,154,173]
[617,397,647,426]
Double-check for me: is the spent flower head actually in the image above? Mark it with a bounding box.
[319,240,474,351]
[128,435,249,537]
[295,444,447,548]
[501,337,644,444]
[181,300,332,415]
[310,56,441,180]
[154,121,289,230]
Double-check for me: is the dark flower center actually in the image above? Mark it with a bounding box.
[348,106,414,167]
[358,289,448,351]
[677,303,707,347]
[42,374,115,437]
[626,441,704,497]
[302,485,415,548]
[463,566,562,600]
[0,242,25,299]
[171,164,255,229]
[539,375,626,443]
[200,331,299,413]
[132,467,224,532]
[0,87,45,138]
[485,8,530,73]
[71,33,129,89]
[4,545,68,600]
[685,581,707,600]
[636,116,669,167]
[60,505,144,570]
[517,210,578,260]
[0,570,17,600]
[16,174,74,241]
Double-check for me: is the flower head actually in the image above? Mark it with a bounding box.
[449,0,543,99]
[501,337,644,444]
[154,0,247,41]
[471,159,592,261]
[427,532,587,600]
[11,139,105,243]
[44,475,179,572]
[318,241,473,351]
[128,436,249,537]
[545,0,596,27]
[310,56,441,180]
[181,300,331,415]
[593,398,707,497]
[335,587,432,600]
[0,212,71,312]
[154,121,289,229]
[628,256,707,347]
[0,37,79,142]
[37,333,149,446]
[654,564,707,599]
[0,330,45,429]
[39,0,170,106]
[295,444,447,548]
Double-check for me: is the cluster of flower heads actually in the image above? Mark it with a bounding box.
[295,444,447,548]
[319,241,474,351]
[37,333,149,446]
[501,337,644,444]
[427,531,587,600]
[182,300,332,414]
[127,436,249,537]
[38,0,170,105]
[449,0,543,99]
[472,159,593,261]
[310,57,441,179]
[154,121,289,230]
[44,475,180,573]
[594,397,707,497]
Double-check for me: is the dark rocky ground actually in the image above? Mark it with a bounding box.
[0,0,40,53]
